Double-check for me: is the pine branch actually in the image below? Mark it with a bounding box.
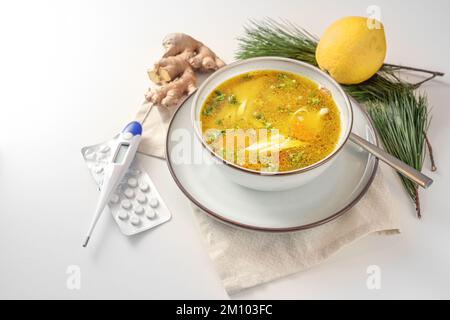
[367,89,428,217]
[236,18,318,65]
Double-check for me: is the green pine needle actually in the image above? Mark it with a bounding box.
[342,67,415,103]
[368,89,429,217]
[236,18,318,66]
[235,18,434,216]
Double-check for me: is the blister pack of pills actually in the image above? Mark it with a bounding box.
[81,137,171,236]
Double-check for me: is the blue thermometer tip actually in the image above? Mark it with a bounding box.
[122,121,142,136]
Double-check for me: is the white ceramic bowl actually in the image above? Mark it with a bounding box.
[192,57,353,191]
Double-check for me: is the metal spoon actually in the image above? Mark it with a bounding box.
[349,133,433,189]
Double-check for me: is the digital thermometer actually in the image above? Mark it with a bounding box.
[82,121,142,247]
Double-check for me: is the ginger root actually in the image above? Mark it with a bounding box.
[146,33,225,107]
[148,52,192,84]
[145,67,196,107]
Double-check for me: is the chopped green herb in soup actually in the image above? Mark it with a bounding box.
[200,70,341,172]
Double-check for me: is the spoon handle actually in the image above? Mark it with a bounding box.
[349,133,433,189]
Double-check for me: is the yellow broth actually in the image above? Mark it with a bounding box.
[200,70,341,172]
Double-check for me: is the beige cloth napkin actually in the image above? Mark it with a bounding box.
[135,99,181,159]
[134,95,400,295]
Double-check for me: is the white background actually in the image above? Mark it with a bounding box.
[0,0,449,299]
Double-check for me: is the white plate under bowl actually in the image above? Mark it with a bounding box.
[166,94,378,231]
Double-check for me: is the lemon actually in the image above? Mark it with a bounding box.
[316,16,387,85]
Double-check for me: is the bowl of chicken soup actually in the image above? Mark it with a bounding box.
[192,57,353,191]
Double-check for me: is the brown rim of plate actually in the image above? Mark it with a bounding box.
[165,92,379,232]
[191,57,354,176]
